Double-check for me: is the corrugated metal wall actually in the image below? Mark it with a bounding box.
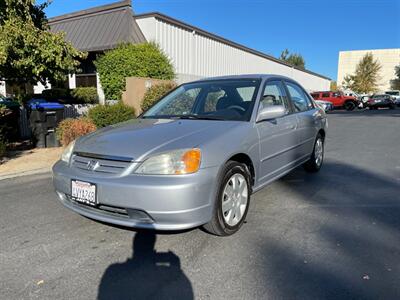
[136,17,330,91]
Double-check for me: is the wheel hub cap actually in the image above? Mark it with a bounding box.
[315,138,323,166]
[221,173,248,226]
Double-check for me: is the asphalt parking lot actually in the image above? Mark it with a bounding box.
[1,108,399,300]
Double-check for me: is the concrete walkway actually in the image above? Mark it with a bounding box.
[0,147,63,180]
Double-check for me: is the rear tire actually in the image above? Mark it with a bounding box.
[344,101,356,111]
[304,133,324,173]
[203,161,251,236]
[389,104,395,110]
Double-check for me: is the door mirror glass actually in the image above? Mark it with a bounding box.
[256,105,287,122]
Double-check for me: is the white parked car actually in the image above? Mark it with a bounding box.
[314,100,334,112]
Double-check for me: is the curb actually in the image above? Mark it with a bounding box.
[0,167,51,181]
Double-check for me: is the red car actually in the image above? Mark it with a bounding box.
[311,91,358,110]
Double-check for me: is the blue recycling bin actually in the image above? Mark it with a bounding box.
[28,100,64,148]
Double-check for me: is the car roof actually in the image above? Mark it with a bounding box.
[190,74,298,83]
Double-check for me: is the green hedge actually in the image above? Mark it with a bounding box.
[95,42,175,100]
[88,103,135,128]
[0,105,6,158]
[42,88,70,101]
[70,87,98,104]
[141,82,176,112]
[0,139,5,159]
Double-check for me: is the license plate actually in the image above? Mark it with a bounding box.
[71,180,97,206]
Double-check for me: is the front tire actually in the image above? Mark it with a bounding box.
[344,101,356,111]
[304,133,324,173]
[203,161,251,236]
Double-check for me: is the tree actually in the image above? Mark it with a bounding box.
[0,0,86,85]
[390,63,400,90]
[330,81,337,91]
[95,43,175,100]
[279,49,306,69]
[341,52,381,93]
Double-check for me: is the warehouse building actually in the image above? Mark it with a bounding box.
[44,0,330,99]
[337,48,400,92]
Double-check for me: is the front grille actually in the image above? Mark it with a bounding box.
[71,153,132,174]
[66,195,154,223]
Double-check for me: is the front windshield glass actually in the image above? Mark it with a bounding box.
[142,79,261,121]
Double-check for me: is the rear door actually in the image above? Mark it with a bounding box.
[284,81,318,160]
[256,80,299,184]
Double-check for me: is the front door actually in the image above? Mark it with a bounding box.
[284,81,318,159]
[256,80,299,185]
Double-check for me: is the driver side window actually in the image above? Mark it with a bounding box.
[285,82,313,112]
[261,81,289,109]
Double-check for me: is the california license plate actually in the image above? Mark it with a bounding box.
[71,180,97,206]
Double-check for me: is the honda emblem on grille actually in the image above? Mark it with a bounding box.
[86,160,99,171]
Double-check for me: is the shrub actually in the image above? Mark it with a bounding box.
[56,117,97,147]
[0,138,6,159]
[88,103,135,128]
[141,82,177,112]
[71,87,98,104]
[95,42,175,100]
[42,88,70,101]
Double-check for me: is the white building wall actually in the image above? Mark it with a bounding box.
[337,49,400,92]
[33,81,51,94]
[137,17,330,91]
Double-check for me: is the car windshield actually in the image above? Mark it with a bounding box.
[142,79,261,121]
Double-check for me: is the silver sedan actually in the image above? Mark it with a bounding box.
[53,75,327,236]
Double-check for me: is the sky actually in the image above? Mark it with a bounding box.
[44,0,400,81]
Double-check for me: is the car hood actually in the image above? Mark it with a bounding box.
[75,118,241,161]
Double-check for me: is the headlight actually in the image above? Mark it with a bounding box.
[134,148,201,175]
[61,140,75,163]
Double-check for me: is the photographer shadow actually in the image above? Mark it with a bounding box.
[98,231,193,300]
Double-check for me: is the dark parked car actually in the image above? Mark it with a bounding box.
[367,94,395,110]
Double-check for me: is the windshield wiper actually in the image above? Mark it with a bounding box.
[141,114,226,120]
[174,114,225,120]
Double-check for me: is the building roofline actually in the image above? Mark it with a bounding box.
[48,0,131,24]
[135,12,331,81]
[339,48,400,53]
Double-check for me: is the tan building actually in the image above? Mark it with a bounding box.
[337,48,400,92]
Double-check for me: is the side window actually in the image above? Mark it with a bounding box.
[260,81,289,109]
[311,93,319,99]
[285,82,313,112]
[322,92,330,98]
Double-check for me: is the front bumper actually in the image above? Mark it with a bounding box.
[52,160,218,230]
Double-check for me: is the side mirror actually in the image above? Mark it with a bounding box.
[256,105,287,122]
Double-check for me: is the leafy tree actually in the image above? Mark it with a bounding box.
[0,0,86,85]
[95,43,175,100]
[390,63,400,90]
[330,81,337,91]
[341,52,381,93]
[279,49,306,69]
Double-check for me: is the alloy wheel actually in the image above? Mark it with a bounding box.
[315,138,324,166]
[221,173,249,226]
